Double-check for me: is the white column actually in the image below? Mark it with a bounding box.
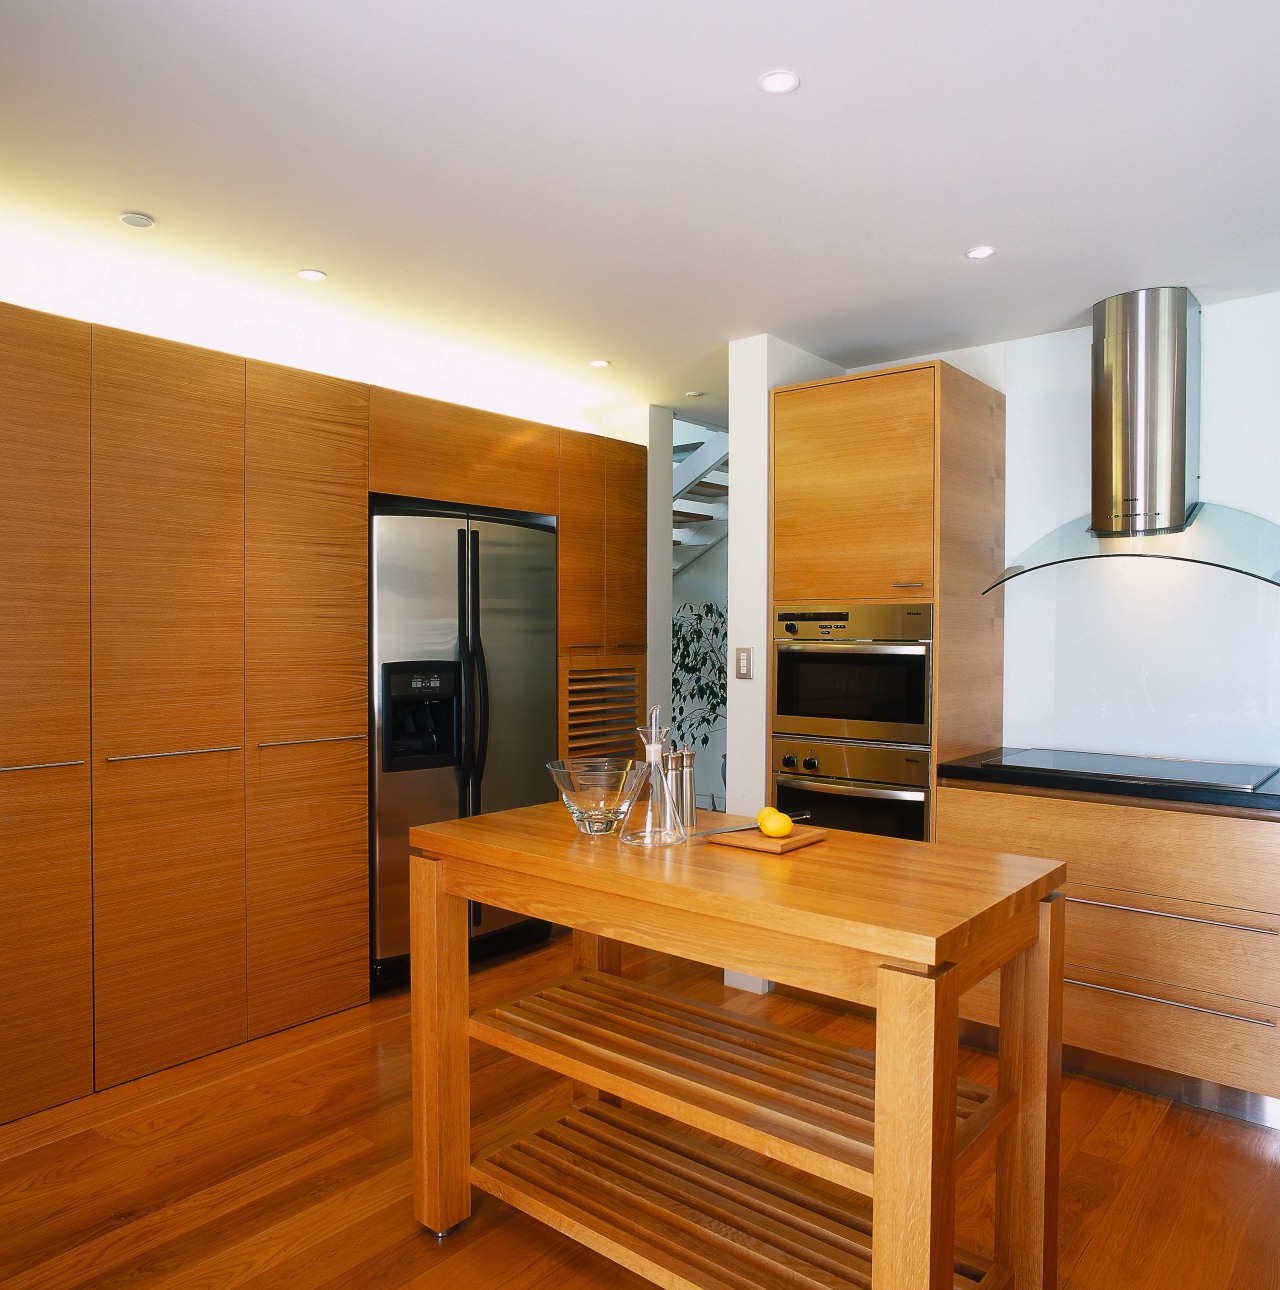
[724,336,842,996]
[646,405,675,721]
[725,335,843,815]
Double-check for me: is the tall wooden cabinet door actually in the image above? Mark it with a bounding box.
[772,366,936,601]
[604,439,647,654]
[246,740,369,1036]
[0,303,92,1122]
[369,385,560,514]
[91,328,247,1086]
[93,752,247,1089]
[245,361,370,1036]
[557,429,607,652]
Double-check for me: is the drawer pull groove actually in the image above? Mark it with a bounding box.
[1066,895,1277,936]
[257,734,367,748]
[0,759,86,773]
[106,745,241,763]
[1066,978,1277,1027]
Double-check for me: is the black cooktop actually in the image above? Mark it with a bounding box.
[980,747,1280,793]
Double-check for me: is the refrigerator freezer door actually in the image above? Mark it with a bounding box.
[370,514,464,963]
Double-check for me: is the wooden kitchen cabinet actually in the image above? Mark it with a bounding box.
[246,739,368,1037]
[556,429,607,650]
[91,328,248,1087]
[93,752,248,1089]
[369,385,559,515]
[0,303,93,1123]
[557,431,648,655]
[935,782,1280,1099]
[772,363,936,601]
[245,361,370,1036]
[770,361,1006,802]
[603,437,647,656]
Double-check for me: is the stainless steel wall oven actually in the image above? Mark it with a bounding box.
[772,604,932,841]
[773,604,931,745]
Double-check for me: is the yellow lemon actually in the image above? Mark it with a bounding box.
[755,806,780,826]
[759,811,793,838]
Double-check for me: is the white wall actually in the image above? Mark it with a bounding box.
[1001,294,1280,763]
[725,335,843,814]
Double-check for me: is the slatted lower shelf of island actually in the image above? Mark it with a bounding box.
[409,802,1066,1290]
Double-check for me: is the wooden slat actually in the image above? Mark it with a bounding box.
[561,662,642,757]
[473,1101,991,1290]
[470,971,1002,1194]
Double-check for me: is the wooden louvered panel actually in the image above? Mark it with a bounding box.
[559,660,643,758]
[473,1100,997,1290]
[470,971,1007,1196]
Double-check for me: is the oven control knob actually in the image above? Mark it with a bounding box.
[784,621,799,635]
[781,754,798,769]
[803,756,819,772]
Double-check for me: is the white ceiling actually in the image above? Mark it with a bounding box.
[2,0,1278,431]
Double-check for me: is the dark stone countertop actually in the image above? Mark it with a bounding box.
[938,748,1280,815]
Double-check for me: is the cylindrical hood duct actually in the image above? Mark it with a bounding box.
[1090,286,1201,536]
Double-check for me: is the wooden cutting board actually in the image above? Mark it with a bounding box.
[704,824,828,854]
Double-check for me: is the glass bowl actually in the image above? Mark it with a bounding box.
[547,757,646,835]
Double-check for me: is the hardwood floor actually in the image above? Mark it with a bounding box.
[2,934,1278,1288]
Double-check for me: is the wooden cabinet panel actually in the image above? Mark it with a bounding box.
[247,739,368,1038]
[369,385,559,515]
[91,328,246,754]
[557,429,607,651]
[246,361,369,742]
[0,304,93,1122]
[939,782,1280,1096]
[93,751,247,1089]
[0,303,90,769]
[935,784,1280,914]
[772,366,935,602]
[0,765,93,1124]
[1064,884,1280,1005]
[604,439,647,655]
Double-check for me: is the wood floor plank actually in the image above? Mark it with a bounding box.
[0,934,1276,1289]
[1,1130,371,1290]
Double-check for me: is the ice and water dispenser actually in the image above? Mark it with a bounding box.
[380,661,460,771]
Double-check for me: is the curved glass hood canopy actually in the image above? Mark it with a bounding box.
[985,502,1280,594]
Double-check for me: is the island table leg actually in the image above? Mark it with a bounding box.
[873,960,959,1290]
[410,852,472,1236]
[994,891,1064,1289]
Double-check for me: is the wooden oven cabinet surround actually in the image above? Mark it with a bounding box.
[936,782,1280,1100]
[769,361,1006,815]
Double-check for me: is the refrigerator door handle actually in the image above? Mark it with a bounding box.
[457,528,475,811]
[470,528,492,799]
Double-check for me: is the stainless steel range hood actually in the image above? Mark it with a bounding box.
[986,286,1280,593]
[1091,286,1199,537]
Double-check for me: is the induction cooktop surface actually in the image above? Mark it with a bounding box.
[982,748,1280,793]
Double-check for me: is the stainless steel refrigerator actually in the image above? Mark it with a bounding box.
[369,498,557,981]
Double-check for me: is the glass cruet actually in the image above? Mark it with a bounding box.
[620,705,687,846]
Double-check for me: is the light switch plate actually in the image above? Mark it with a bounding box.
[734,647,753,680]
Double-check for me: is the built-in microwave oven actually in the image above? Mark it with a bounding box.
[773,604,932,746]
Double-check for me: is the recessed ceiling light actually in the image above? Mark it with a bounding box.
[120,212,155,229]
[966,245,996,260]
[298,269,327,281]
[757,69,800,94]
[685,391,705,398]
[588,359,611,368]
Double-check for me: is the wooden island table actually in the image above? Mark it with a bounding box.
[409,803,1065,1290]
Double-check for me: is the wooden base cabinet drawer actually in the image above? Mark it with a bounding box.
[1061,969,1279,1098]
[1065,884,1280,1005]
[961,966,1280,1098]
